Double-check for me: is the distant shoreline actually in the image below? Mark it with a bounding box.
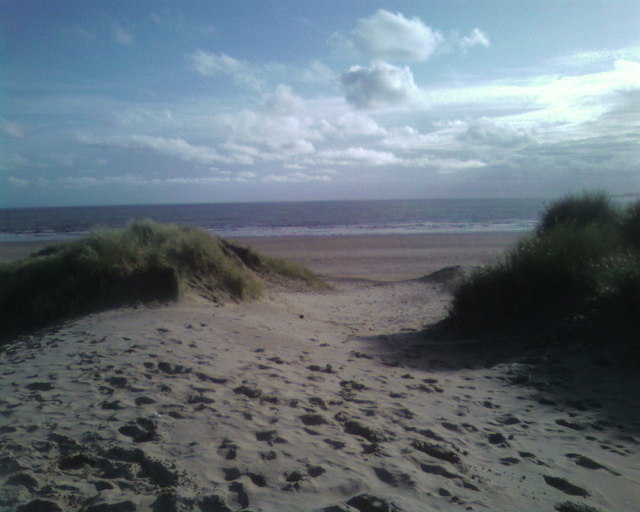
[0,231,523,280]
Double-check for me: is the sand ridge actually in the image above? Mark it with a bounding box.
[1,272,639,512]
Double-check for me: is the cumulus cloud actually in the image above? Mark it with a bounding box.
[333,10,490,62]
[216,85,325,151]
[189,50,264,91]
[334,112,387,136]
[341,61,420,109]
[262,84,306,115]
[342,9,443,62]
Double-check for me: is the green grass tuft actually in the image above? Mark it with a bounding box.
[0,220,324,342]
[443,192,640,349]
[538,190,618,234]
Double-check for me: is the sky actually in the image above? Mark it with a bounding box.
[1,1,639,208]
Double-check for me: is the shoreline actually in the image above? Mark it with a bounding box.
[0,231,523,280]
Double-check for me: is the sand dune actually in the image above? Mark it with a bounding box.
[1,234,638,511]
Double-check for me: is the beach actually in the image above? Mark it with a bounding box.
[1,232,638,512]
[0,232,521,279]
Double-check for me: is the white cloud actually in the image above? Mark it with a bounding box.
[78,133,251,166]
[112,25,134,46]
[458,118,536,148]
[216,85,325,151]
[341,61,420,109]
[408,156,487,173]
[347,10,443,62]
[315,147,399,166]
[547,45,640,71]
[332,10,490,62]
[459,28,490,52]
[381,126,456,151]
[110,108,175,128]
[64,52,639,200]
[263,172,331,183]
[262,84,305,115]
[189,50,264,91]
[334,112,388,137]
[279,140,316,156]
[129,135,240,165]
[301,61,337,84]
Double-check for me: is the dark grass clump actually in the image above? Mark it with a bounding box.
[537,190,619,233]
[0,220,324,343]
[440,192,640,355]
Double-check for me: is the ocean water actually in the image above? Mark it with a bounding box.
[0,198,544,242]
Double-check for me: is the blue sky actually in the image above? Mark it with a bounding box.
[1,0,639,207]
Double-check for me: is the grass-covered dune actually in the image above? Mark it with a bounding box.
[441,192,640,352]
[0,219,324,343]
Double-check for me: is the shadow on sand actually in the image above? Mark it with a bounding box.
[359,326,640,434]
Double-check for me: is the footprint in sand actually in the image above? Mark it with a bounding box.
[324,438,345,450]
[195,372,228,385]
[344,494,401,512]
[6,472,40,492]
[300,413,329,426]
[15,499,63,512]
[135,396,156,406]
[217,438,238,460]
[556,419,586,431]
[411,440,461,464]
[198,494,230,512]
[118,417,158,443]
[255,430,287,446]
[565,453,620,475]
[373,466,414,488]
[543,475,590,497]
[25,382,55,392]
[247,472,268,486]
[157,361,192,375]
[105,376,128,389]
[554,502,602,512]
[222,467,242,481]
[234,384,262,399]
[519,451,548,466]
[342,420,391,443]
[260,450,278,461]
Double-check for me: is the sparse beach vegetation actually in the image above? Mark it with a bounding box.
[0,219,323,342]
[443,192,640,351]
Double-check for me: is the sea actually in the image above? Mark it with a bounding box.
[0,198,545,243]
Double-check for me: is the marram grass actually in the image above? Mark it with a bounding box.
[444,192,640,345]
[0,220,324,342]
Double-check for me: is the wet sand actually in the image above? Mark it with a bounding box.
[1,232,522,279]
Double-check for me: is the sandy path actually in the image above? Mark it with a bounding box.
[1,271,638,511]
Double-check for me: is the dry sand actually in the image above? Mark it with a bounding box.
[1,234,638,512]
